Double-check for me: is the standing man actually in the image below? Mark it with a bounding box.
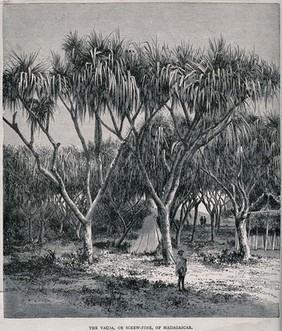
[175,249,187,291]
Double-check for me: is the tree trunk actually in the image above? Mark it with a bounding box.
[215,211,218,228]
[107,224,113,235]
[158,206,174,264]
[265,220,269,251]
[255,226,258,250]
[235,215,251,260]
[210,211,215,242]
[28,217,33,243]
[59,219,64,234]
[179,204,185,225]
[247,215,251,239]
[191,203,199,242]
[114,226,132,248]
[76,222,82,240]
[78,143,124,261]
[94,112,104,188]
[85,142,125,222]
[175,223,184,248]
[216,211,221,232]
[272,231,276,250]
[169,204,179,225]
[38,218,45,244]
[183,205,190,226]
[82,222,93,264]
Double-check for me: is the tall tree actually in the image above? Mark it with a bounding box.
[3,32,140,262]
[115,38,279,263]
[4,34,279,264]
[199,112,280,259]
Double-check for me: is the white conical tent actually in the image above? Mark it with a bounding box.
[130,212,162,254]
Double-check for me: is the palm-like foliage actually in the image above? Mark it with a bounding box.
[201,111,280,206]
[50,29,139,121]
[3,52,54,134]
[3,31,279,263]
[127,40,173,114]
[166,37,279,151]
[3,145,54,203]
[180,37,278,112]
[198,111,280,258]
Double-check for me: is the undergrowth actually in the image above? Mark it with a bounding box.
[4,250,58,276]
[199,249,262,266]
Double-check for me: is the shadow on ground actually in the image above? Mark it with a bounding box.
[4,257,279,318]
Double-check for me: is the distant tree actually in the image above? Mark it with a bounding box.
[169,165,201,247]
[200,173,230,241]
[3,145,57,245]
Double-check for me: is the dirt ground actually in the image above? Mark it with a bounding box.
[3,235,280,318]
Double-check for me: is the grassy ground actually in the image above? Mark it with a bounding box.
[3,224,280,318]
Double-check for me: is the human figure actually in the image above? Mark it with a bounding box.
[175,249,187,291]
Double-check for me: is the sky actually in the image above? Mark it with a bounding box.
[2,2,280,146]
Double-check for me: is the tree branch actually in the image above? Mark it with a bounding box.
[201,167,238,214]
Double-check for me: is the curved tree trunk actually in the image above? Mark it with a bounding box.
[210,211,215,242]
[80,142,125,262]
[158,206,174,264]
[175,203,190,247]
[82,222,93,264]
[114,226,132,248]
[235,215,251,260]
[190,202,199,242]
[183,205,190,226]
[94,111,104,188]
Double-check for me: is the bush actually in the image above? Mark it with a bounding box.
[103,275,150,290]
[3,206,26,255]
[111,241,131,253]
[58,248,94,272]
[93,241,112,249]
[127,232,139,240]
[4,249,57,277]
[199,249,259,266]
[83,291,129,314]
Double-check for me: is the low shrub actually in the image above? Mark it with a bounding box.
[83,291,129,314]
[4,249,57,276]
[58,248,94,272]
[127,232,139,240]
[103,275,150,290]
[211,292,233,303]
[110,241,131,253]
[199,249,260,266]
[93,241,112,249]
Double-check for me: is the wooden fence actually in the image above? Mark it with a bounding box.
[235,231,280,251]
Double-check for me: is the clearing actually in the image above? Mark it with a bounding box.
[3,228,280,318]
